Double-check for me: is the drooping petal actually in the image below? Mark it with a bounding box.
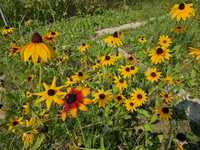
[79,103,88,112]
[61,111,67,121]
[70,108,77,118]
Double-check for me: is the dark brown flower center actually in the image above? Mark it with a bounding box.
[47,89,56,96]
[128,56,133,61]
[116,96,122,101]
[130,102,134,106]
[125,67,130,72]
[156,47,164,55]
[105,56,110,60]
[179,3,185,10]
[78,72,83,77]
[130,66,135,70]
[31,32,43,43]
[51,32,56,35]
[82,43,86,46]
[0,104,3,109]
[99,94,105,99]
[164,94,169,98]
[5,26,10,29]
[119,79,124,83]
[113,32,119,38]
[151,72,157,77]
[13,120,19,126]
[163,40,167,43]
[176,133,186,142]
[65,93,77,104]
[137,94,143,99]
[162,107,169,113]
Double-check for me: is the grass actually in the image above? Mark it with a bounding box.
[0,0,200,149]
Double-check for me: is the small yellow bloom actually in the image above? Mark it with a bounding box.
[145,68,161,83]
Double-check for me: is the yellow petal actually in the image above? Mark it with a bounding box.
[46,99,53,110]
[83,98,92,105]
[82,88,90,97]
[70,108,77,118]
[79,103,88,112]
[61,112,67,121]
[55,99,64,105]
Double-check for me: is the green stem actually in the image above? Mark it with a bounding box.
[77,117,86,146]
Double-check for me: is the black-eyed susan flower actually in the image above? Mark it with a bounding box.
[159,35,172,48]
[8,117,23,132]
[9,42,21,55]
[20,32,55,64]
[104,31,123,47]
[138,36,147,44]
[94,89,112,108]
[119,65,139,78]
[114,93,126,105]
[92,59,101,70]
[79,43,90,53]
[173,25,185,33]
[125,100,137,112]
[71,71,88,83]
[60,87,92,120]
[99,55,116,66]
[34,77,64,109]
[163,75,174,85]
[65,77,76,87]
[114,76,128,89]
[57,55,69,65]
[22,102,30,115]
[145,68,161,83]
[43,31,60,43]
[1,26,15,36]
[170,3,195,21]
[160,92,173,104]
[127,55,138,64]
[189,47,200,60]
[149,46,171,64]
[156,105,172,120]
[131,88,148,107]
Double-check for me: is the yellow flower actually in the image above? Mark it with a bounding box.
[79,43,90,53]
[163,75,174,85]
[159,35,172,48]
[114,76,128,89]
[145,68,161,83]
[160,92,173,104]
[92,60,101,70]
[156,105,172,120]
[9,42,21,55]
[119,65,139,78]
[33,77,64,109]
[170,3,195,21]
[60,87,92,120]
[20,32,55,64]
[22,102,30,115]
[125,100,137,112]
[114,93,126,105]
[1,26,15,36]
[173,25,185,33]
[71,71,88,83]
[99,55,116,66]
[149,46,171,64]
[43,31,60,43]
[94,89,112,108]
[22,132,35,146]
[138,36,147,44]
[104,31,123,47]
[189,47,200,60]
[8,117,23,132]
[131,88,148,107]
[127,55,138,64]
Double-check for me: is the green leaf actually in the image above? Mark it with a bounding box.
[150,114,158,124]
[32,134,45,150]
[137,109,150,118]
[144,124,152,132]
[100,137,105,150]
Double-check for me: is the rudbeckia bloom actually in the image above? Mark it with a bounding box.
[60,87,92,120]
[71,71,88,82]
[43,31,60,43]
[149,46,171,64]
[8,117,23,132]
[173,25,185,33]
[22,131,35,146]
[119,65,139,78]
[138,36,147,44]
[79,43,90,53]
[100,55,116,66]
[145,68,161,83]
[170,3,195,21]
[114,76,128,89]
[104,31,123,47]
[94,89,112,108]
[9,42,21,55]
[1,26,15,36]
[189,47,200,60]
[163,75,174,85]
[131,88,148,107]
[114,93,126,105]
[127,55,138,64]
[156,106,172,120]
[20,32,55,64]
[34,77,64,109]
[125,100,137,112]
[160,92,173,104]
[159,35,172,48]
